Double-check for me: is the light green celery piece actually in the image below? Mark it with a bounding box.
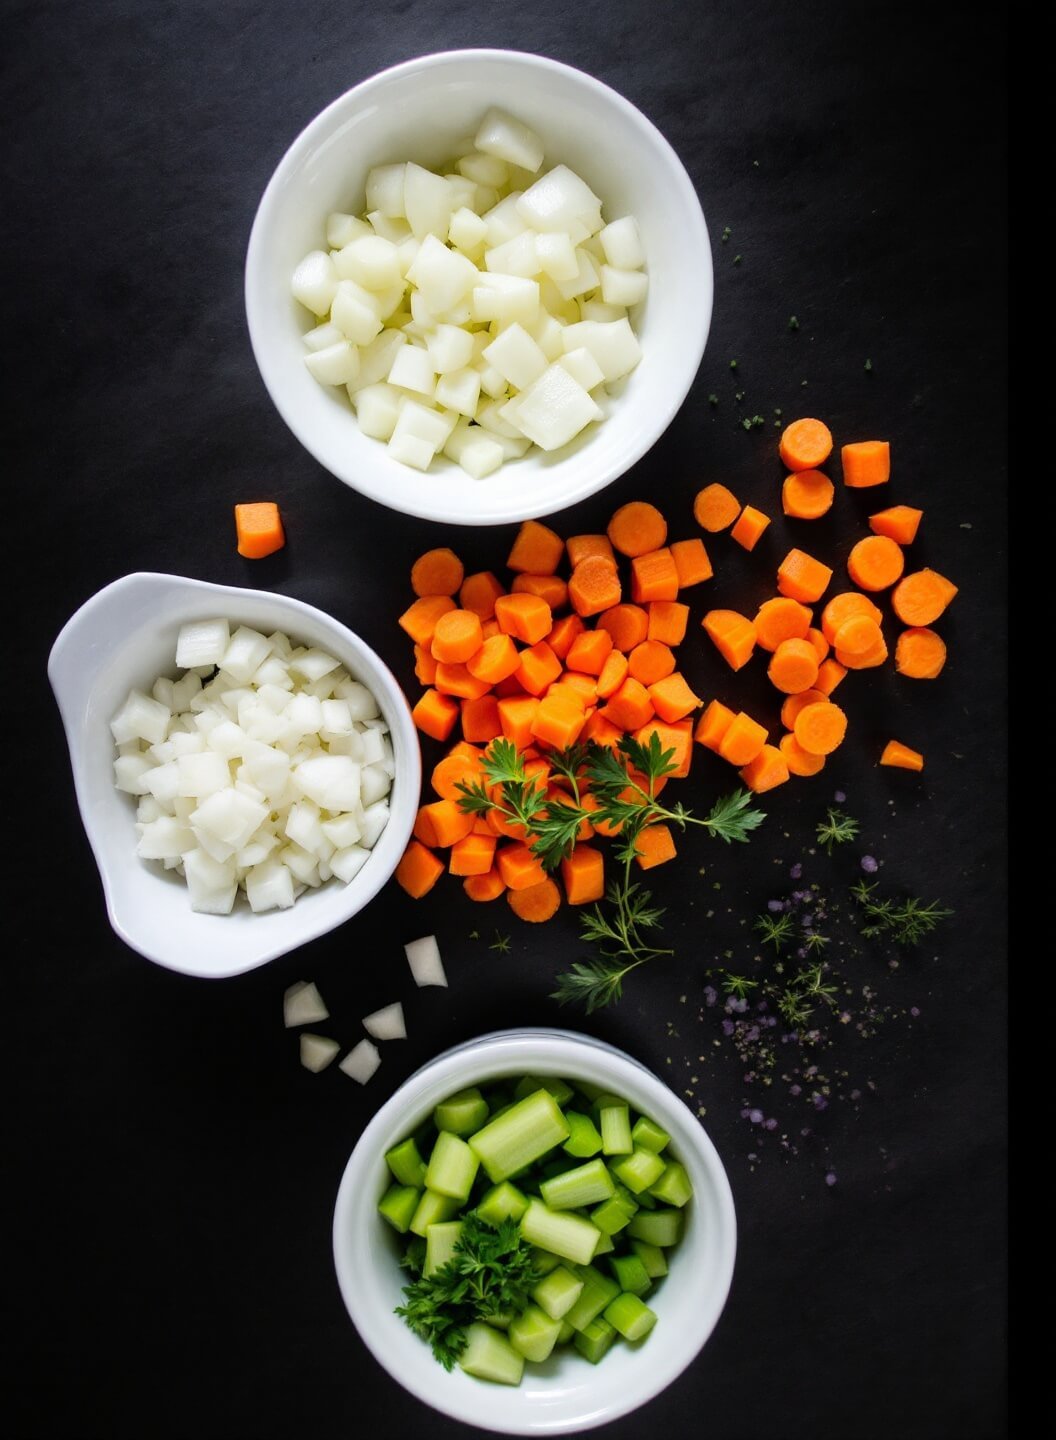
[648,1160,694,1208]
[385,1136,428,1188]
[590,1192,635,1237]
[532,1264,585,1320]
[423,1220,463,1278]
[425,1130,480,1203]
[573,1315,618,1363]
[564,1265,620,1332]
[611,1147,667,1195]
[378,1183,420,1234]
[596,1096,633,1156]
[508,1303,562,1363]
[562,1110,604,1158]
[609,1252,652,1296]
[603,1291,658,1342]
[593,1230,615,1256]
[469,1089,571,1183]
[540,1157,615,1210]
[459,1322,525,1385]
[630,1239,668,1278]
[476,1180,529,1228]
[529,1246,563,1276]
[630,1115,671,1154]
[435,1086,490,1136]
[557,1318,576,1345]
[626,1208,683,1247]
[512,1074,575,1107]
[409,1188,461,1238]
[611,1180,640,1216]
[520,1199,600,1266]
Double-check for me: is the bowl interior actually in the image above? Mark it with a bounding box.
[49,574,419,977]
[246,50,712,524]
[333,1030,735,1435]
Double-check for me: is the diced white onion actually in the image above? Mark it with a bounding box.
[300,1033,341,1072]
[339,1038,381,1084]
[284,980,329,1027]
[362,1002,407,1041]
[404,935,448,988]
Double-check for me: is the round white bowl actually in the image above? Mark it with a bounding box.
[47,572,420,978]
[245,49,712,526]
[333,1028,736,1434]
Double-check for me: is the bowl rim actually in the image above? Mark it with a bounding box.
[332,1026,737,1434]
[244,47,712,525]
[47,571,421,978]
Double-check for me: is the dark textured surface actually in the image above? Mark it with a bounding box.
[7,3,1006,1437]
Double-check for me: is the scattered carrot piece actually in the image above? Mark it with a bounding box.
[508,519,564,575]
[832,614,884,657]
[779,733,826,777]
[777,548,833,603]
[467,633,520,686]
[547,613,585,660]
[703,609,757,670]
[806,627,830,662]
[693,483,741,532]
[602,676,655,731]
[507,876,562,922]
[630,548,680,604]
[739,743,790,793]
[494,592,553,644]
[566,534,617,569]
[496,843,547,892]
[767,638,820,695]
[718,712,769,767]
[635,719,694,777]
[459,571,505,620]
[582,710,623,748]
[435,662,491,701]
[399,594,457,646]
[753,597,812,652]
[820,591,882,645]
[515,641,562,696]
[431,751,483,802]
[531,692,588,749]
[511,573,569,611]
[695,699,736,752]
[779,418,833,472]
[793,701,848,756]
[647,601,690,647]
[847,535,905,592]
[431,608,484,664]
[569,555,623,617]
[780,688,827,730]
[463,868,507,902]
[628,640,676,686]
[782,469,834,519]
[414,643,438,685]
[634,823,677,869]
[561,846,605,905]
[395,840,445,898]
[411,547,464,597]
[461,694,503,743]
[814,657,848,695]
[607,501,668,557]
[234,502,285,559]
[869,506,922,545]
[595,648,629,699]
[880,740,925,772]
[566,628,614,676]
[891,569,958,626]
[895,627,947,679]
[419,798,476,847]
[730,505,771,551]
[413,804,440,848]
[842,440,890,488]
[648,673,703,723]
[412,688,460,741]
[449,833,498,876]
[835,633,889,670]
[669,537,714,587]
[597,603,649,652]
[496,695,540,748]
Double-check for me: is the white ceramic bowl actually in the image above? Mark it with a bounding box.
[47,572,420,978]
[333,1028,736,1434]
[245,49,712,525]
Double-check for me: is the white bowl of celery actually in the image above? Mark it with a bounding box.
[333,1028,735,1434]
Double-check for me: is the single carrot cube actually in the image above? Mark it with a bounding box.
[395,839,444,898]
[449,832,498,876]
[507,519,564,575]
[634,823,677,869]
[730,505,771,551]
[561,846,605,905]
[647,673,703,723]
[694,699,736,752]
[777,549,833,604]
[515,640,562,696]
[461,694,503,743]
[669,537,714,587]
[235,502,285,559]
[495,592,553,645]
[647,601,690,646]
[630,548,680,604]
[411,688,460,741]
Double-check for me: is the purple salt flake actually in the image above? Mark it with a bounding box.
[796,947,808,960]
[834,790,846,803]
[910,1006,920,1017]
[747,1152,758,1162]
[825,1171,838,1187]
[764,1117,778,1131]
[860,854,879,874]
[722,1019,735,1036]
[812,1093,828,1110]
[703,985,718,1007]
[789,1084,802,1096]
[730,996,748,1014]
[748,1108,764,1124]
[740,1107,751,1119]
[746,1026,760,1041]
[767,898,785,913]
[789,862,803,879]
[850,1089,861,1100]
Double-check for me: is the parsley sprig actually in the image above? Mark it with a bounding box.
[850,880,953,944]
[816,807,861,855]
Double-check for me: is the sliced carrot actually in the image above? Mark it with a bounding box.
[512,573,569,611]
[569,556,622,617]
[782,469,834,519]
[842,440,890,488]
[693,483,741,532]
[780,688,827,730]
[635,823,677,869]
[566,628,614,676]
[597,603,649,652]
[895,626,947,679]
[547,613,585,661]
[602,677,654,731]
[497,695,540,749]
[531,692,588,749]
[777,549,833,604]
[448,739,482,762]
[561,846,605,906]
[431,608,484,664]
[507,876,561,922]
[648,673,703,723]
[557,672,597,705]
[669,537,714,587]
[412,688,460,741]
[647,601,690,647]
[419,799,476,847]
[450,832,498,876]
[835,633,888,670]
[494,592,553,644]
[718,711,769,767]
[413,804,440,848]
[399,594,457,646]
[779,732,826,777]
[730,506,771,551]
[695,699,736,752]
[891,569,958,626]
[467,633,520,686]
[815,658,848,695]
[481,619,501,640]
[435,662,491,701]
[793,701,847,756]
[431,751,483,802]
[628,640,676,686]
[703,609,757,670]
[395,839,445,899]
[847,535,905,592]
[515,641,562,696]
[607,501,668,557]
[235,502,285,559]
[806,627,830,663]
[508,519,564,575]
[463,868,507,902]
[630,548,680,604]
[753,597,812,652]
[767,638,820,695]
[880,740,925,772]
[635,718,694,778]
[779,418,833,472]
[460,571,505,620]
[739,743,790,793]
[582,710,624,748]
[595,649,629,700]
[493,674,527,699]
[567,533,616,569]
[832,614,884,657]
[869,506,922,545]
[411,547,463,597]
[461,694,503,743]
[820,591,883,645]
[414,643,438,685]
[496,843,546,891]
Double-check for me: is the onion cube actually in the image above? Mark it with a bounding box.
[600,265,649,308]
[561,318,642,383]
[294,755,361,812]
[352,382,402,440]
[458,436,505,480]
[457,150,509,188]
[599,215,644,269]
[482,323,548,391]
[360,762,392,807]
[365,162,407,218]
[471,274,540,327]
[484,231,541,278]
[300,1033,340,1072]
[403,162,457,240]
[304,341,360,387]
[579,299,627,323]
[339,1038,381,1084]
[474,108,545,174]
[535,231,579,283]
[321,812,362,849]
[245,859,295,912]
[481,192,528,249]
[326,211,372,248]
[559,346,606,392]
[349,329,407,393]
[404,935,448,988]
[554,248,599,302]
[390,400,456,454]
[329,845,372,883]
[291,250,338,317]
[280,845,321,888]
[143,761,180,805]
[136,816,195,860]
[426,323,476,375]
[388,344,438,397]
[114,753,156,795]
[289,649,341,683]
[500,364,602,451]
[359,800,391,849]
[358,725,387,765]
[284,979,329,1026]
[406,234,479,314]
[110,689,171,746]
[362,1002,407,1041]
[176,751,231,799]
[516,165,601,233]
[220,626,272,684]
[334,234,402,291]
[285,691,324,735]
[447,206,488,255]
[190,788,268,849]
[331,282,383,346]
[435,367,481,418]
[183,848,237,914]
[302,321,345,352]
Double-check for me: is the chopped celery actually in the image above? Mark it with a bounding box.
[609,1252,652,1296]
[529,1246,563,1276]
[564,1265,620,1331]
[611,1147,667,1195]
[513,1074,575,1106]
[562,1110,604,1158]
[385,1136,427,1188]
[593,1230,615,1256]
[476,1180,529,1227]
[469,1089,570,1182]
[425,1131,479,1203]
[520,1199,601,1266]
[540,1157,615,1210]
[596,1096,633,1155]
[627,1207,683,1247]
[590,1193,636,1236]
[603,1291,658,1342]
[611,1179,640,1216]
[508,1303,562,1362]
[631,1115,671,1154]
[633,1185,658,1210]
[435,1086,490,1136]
[557,1318,575,1345]
[459,1321,524,1385]
[630,1239,668,1278]
[378,1183,420,1234]
[409,1188,461,1238]
[532,1264,585,1320]
[423,1220,463,1278]
[648,1160,694,1208]
[573,1315,618,1363]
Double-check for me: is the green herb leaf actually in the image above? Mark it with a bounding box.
[816,807,860,855]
